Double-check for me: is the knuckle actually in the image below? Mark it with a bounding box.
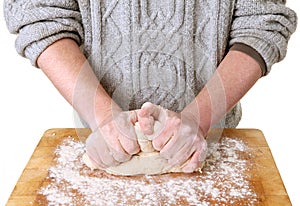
[183,126,194,135]
[114,152,131,162]
[120,134,140,154]
[141,102,153,109]
[172,117,181,127]
[102,156,117,167]
[152,139,163,151]
[125,142,139,155]
[171,154,189,166]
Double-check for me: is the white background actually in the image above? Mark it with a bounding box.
[0,2,299,205]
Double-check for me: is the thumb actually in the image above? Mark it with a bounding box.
[137,111,155,135]
[140,102,162,120]
[137,102,161,135]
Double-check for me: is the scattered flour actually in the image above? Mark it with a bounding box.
[39,137,259,205]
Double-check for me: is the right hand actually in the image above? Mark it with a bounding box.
[137,102,207,173]
[85,110,140,168]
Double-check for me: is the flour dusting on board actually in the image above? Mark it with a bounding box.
[39,137,259,205]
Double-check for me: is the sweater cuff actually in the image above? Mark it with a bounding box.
[24,33,81,67]
[230,43,267,76]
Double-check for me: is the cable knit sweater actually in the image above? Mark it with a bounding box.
[4,0,297,128]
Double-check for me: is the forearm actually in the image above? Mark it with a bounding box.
[185,50,262,134]
[37,38,117,130]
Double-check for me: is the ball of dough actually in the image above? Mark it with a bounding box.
[82,121,204,176]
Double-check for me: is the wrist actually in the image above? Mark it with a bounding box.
[182,103,210,137]
[89,98,122,131]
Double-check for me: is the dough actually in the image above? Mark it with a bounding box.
[83,122,204,176]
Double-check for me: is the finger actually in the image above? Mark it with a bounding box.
[113,113,141,155]
[118,134,140,155]
[101,125,132,161]
[153,117,180,151]
[137,114,155,135]
[94,136,120,167]
[86,133,117,168]
[118,124,140,155]
[85,144,106,169]
[145,121,163,140]
[140,102,162,121]
[109,147,131,163]
[182,149,206,173]
[160,133,182,159]
[159,124,194,159]
[97,125,130,164]
[152,123,174,151]
[129,110,139,124]
[83,153,104,170]
[100,147,120,167]
[166,140,194,166]
[182,141,207,173]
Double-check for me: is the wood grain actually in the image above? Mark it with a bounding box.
[6,128,291,206]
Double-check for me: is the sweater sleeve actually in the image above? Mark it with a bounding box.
[3,0,84,67]
[229,0,297,75]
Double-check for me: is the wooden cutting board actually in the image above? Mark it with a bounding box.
[6,128,291,206]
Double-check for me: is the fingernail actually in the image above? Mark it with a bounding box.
[182,166,194,173]
[153,142,162,151]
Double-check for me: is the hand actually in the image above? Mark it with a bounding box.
[138,102,207,173]
[85,110,140,168]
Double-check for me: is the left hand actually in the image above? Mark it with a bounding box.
[85,109,140,169]
[138,102,207,173]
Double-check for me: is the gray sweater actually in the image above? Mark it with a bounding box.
[4,0,297,128]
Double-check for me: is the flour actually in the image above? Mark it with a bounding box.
[39,137,259,205]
